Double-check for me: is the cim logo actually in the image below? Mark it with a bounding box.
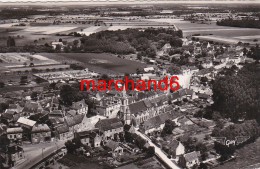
[212,136,250,147]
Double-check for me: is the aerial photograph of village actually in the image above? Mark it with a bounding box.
[0,0,259,169]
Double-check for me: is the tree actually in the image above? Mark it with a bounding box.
[0,81,4,88]
[124,132,134,143]
[161,120,177,136]
[137,53,142,60]
[133,134,146,149]
[60,85,83,106]
[7,36,15,47]
[65,137,82,154]
[0,103,9,113]
[146,146,155,157]
[182,137,198,153]
[31,92,38,101]
[20,76,28,85]
[212,63,260,122]
[100,74,110,83]
[55,44,61,52]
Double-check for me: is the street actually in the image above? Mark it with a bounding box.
[135,130,181,169]
[13,140,66,169]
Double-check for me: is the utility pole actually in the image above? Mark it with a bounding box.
[42,147,45,159]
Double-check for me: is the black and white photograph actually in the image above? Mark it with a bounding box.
[0,0,259,169]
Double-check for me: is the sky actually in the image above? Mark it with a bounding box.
[0,0,259,4]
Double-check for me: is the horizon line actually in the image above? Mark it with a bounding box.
[0,0,259,5]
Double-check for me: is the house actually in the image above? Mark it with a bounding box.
[201,61,213,69]
[64,114,87,134]
[127,94,169,126]
[49,110,64,120]
[75,129,103,147]
[179,151,200,169]
[229,56,241,64]
[139,111,182,134]
[6,128,23,142]
[17,117,36,129]
[5,104,23,114]
[96,97,121,118]
[2,144,25,167]
[55,124,70,140]
[161,43,172,53]
[161,140,185,160]
[1,110,20,124]
[51,41,64,50]
[105,140,124,157]
[71,99,88,115]
[31,124,51,143]
[22,102,42,115]
[95,118,124,141]
[197,93,212,103]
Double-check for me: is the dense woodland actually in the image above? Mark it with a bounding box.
[212,63,260,123]
[217,18,260,29]
[79,28,183,57]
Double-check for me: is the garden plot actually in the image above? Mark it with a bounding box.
[24,26,78,34]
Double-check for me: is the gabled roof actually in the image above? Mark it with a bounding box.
[95,118,123,131]
[7,127,23,134]
[129,101,147,115]
[169,92,181,100]
[56,124,69,134]
[105,140,120,150]
[1,111,17,120]
[76,129,101,139]
[17,117,36,127]
[31,124,50,133]
[23,102,39,113]
[184,151,199,162]
[72,99,87,110]
[65,114,84,127]
[197,93,210,99]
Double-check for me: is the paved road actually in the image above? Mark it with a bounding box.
[135,130,181,169]
[13,140,66,169]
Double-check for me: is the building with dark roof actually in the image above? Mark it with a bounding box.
[55,124,70,140]
[75,129,102,147]
[95,118,124,141]
[31,124,51,143]
[2,144,24,167]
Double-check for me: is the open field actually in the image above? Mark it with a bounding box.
[146,18,260,43]
[78,26,102,35]
[196,36,242,45]
[23,26,78,35]
[40,53,147,75]
[0,16,259,47]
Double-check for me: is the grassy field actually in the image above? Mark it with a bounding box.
[41,53,147,75]
[215,138,260,169]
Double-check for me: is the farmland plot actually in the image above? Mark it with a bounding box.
[77,26,102,36]
[24,26,78,34]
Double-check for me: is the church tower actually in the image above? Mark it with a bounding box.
[120,89,131,124]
